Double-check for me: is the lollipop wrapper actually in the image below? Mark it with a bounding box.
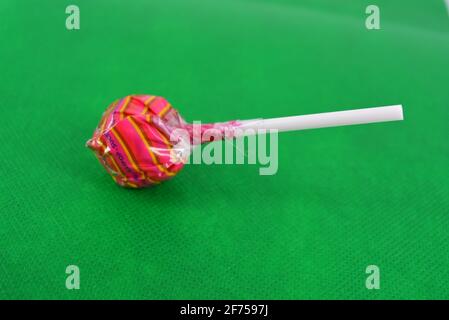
[86,95,240,188]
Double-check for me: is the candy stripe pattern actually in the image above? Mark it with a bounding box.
[87,95,185,188]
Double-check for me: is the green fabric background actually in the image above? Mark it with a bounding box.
[1,0,448,299]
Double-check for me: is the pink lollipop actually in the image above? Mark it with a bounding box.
[87,94,403,188]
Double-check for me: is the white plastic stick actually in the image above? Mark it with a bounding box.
[237,105,403,134]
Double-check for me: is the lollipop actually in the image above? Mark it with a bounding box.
[86,94,403,188]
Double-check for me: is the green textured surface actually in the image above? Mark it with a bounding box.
[1,0,449,299]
